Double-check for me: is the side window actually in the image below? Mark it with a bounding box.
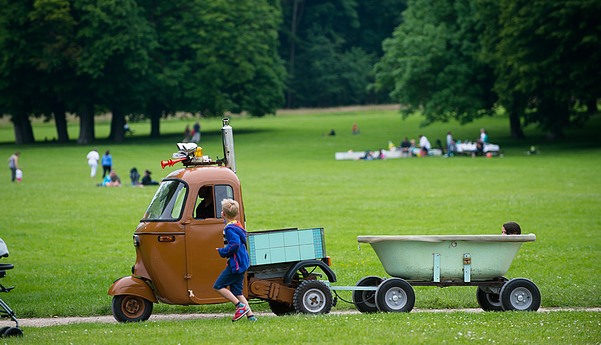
[214,185,234,218]
[194,184,235,219]
[194,186,215,219]
[142,180,188,221]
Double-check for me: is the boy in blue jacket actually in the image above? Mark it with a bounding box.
[214,199,256,322]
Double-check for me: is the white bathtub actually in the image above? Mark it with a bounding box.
[357,234,536,282]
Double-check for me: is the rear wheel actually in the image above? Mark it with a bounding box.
[375,278,415,312]
[353,276,383,313]
[500,278,541,311]
[268,301,296,316]
[112,295,153,322]
[476,286,503,311]
[293,280,333,314]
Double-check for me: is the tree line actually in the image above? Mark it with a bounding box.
[1,0,598,144]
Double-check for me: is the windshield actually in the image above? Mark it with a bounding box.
[142,180,188,221]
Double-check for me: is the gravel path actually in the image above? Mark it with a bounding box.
[2,308,599,328]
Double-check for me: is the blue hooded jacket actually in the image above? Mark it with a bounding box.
[217,221,249,274]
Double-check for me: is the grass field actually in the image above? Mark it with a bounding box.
[0,108,600,344]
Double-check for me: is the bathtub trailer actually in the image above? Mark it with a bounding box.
[353,235,541,312]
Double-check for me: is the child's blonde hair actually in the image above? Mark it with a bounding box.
[221,199,239,219]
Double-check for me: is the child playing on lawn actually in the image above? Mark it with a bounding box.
[214,199,257,322]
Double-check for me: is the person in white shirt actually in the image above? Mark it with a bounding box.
[86,149,100,178]
[419,135,431,156]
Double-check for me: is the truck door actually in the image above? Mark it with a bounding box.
[185,184,235,303]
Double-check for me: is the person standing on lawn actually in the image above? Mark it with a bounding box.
[101,150,113,178]
[7,152,19,183]
[214,199,256,322]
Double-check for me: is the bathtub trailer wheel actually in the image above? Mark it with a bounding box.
[476,286,503,311]
[112,295,154,322]
[375,278,415,312]
[293,280,333,314]
[499,278,541,311]
[352,276,383,313]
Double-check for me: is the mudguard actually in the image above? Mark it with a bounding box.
[283,260,337,284]
[108,276,158,303]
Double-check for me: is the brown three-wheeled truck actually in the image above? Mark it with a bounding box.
[108,119,337,322]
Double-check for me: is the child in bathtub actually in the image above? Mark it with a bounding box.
[502,222,521,235]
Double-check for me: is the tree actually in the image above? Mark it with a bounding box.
[482,0,601,138]
[374,0,496,126]
[0,0,39,144]
[73,0,154,143]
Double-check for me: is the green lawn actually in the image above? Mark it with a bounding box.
[0,108,600,343]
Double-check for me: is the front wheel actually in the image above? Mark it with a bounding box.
[293,280,333,314]
[112,295,154,322]
[500,278,541,311]
[375,278,415,312]
[476,286,503,311]
[1,327,23,338]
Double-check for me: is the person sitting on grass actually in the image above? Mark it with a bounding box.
[141,170,159,186]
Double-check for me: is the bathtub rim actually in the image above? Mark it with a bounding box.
[357,234,536,244]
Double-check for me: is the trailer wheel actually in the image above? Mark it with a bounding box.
[112,295,153,322]
[293,280,332,314]
[375,278,415,312]
[476,287,503,311]
[268,301,296,316]
[353,276,383,313]
[500,278,541,311]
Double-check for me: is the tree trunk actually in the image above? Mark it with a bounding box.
[77,103,95,144]
[11,111,35,144]
[109,107,125,142]
[508,106,525,139]
[53,103,70,143]
[148,103,162,138]
[540,98,567,140]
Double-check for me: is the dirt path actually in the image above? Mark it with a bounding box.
[2,308,599,328]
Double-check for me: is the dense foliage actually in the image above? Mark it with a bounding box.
[375,0,601,138]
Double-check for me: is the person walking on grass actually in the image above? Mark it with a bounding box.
[86,148,100,178]
[214,199,257,322]
[7,152,19,183]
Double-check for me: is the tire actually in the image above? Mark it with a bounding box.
[476,286,503,311]
[500,278,541,311]
[1,327,23,337]
[352,276,383,313]
[268,301,296,316]
[0,327,10,335]
[375,278,415,312]
[293,280,333,315]
[112,295,154,322]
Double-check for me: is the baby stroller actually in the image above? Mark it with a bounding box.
[0,238,23,337]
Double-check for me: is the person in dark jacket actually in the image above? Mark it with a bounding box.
[214,199,256,322]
